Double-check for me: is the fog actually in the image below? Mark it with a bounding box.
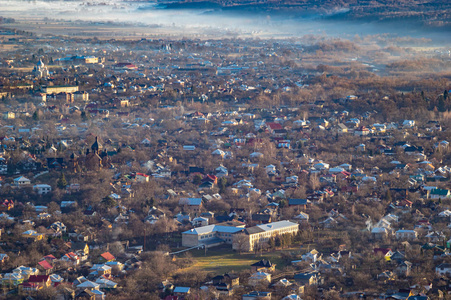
[2,0,450,43]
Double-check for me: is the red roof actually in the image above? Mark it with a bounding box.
[136,173,149,177]
[101,252,115,261]
[373,248,392,255]
[20,282,40,288]
[38,260,53,270]
[266,122,283,130]
[28,275,50,283]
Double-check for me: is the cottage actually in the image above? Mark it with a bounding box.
[14,176,31,187]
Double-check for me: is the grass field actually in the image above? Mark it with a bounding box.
[178,245,301,275]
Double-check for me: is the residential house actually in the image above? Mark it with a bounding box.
[100,252,115,262]
[173,286,190,297]
[436,263,451,276]
[14,176,31,187]
[395,230,418,241]
[33,184,52,195]
[242,291,272,300]
[288,198,310,210]
[429,189,451,200]
[248,271,271,286]
[251,259,276,272]
[18,275,51,296]
[179,198,203,212]
[294,271,320,285]
[0,199,14,211]
[61,252,80,265]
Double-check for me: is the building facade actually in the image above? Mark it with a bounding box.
[233,220,299,252]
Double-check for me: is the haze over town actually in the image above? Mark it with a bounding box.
[0,0,450,299]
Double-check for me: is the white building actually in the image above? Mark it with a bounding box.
[14,176,31,187]
[33,184,52,195]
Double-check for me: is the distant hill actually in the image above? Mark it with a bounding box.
[160,0,451,28]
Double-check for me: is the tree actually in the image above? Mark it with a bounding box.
[32,110,39,121]
[57,173,68,189]
[438,97,446,112]
[218,177,227,194]
[81,111,90,121]
[268,236,276,249]
[193,174,202,185]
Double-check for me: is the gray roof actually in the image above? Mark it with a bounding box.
[245,220,298,235]
[183,225,243,235]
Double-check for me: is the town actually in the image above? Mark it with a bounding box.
[0,20,450,300]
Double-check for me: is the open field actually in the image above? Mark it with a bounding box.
[176,245,303,275]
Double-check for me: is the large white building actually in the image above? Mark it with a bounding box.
[182,220,300,252]
[182,224,244,248]
[233,221,300,252]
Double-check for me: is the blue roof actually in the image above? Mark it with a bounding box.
[289,199,308,205]
[174,287,190,293]
[179,198,202,205]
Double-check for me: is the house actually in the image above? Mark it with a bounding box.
[293,212,309,223]
[248,271,271,286]
[395,230,418,241]
[354,126,370,136]
[33,184,52,195]
[141,138,151,146]
[38,260,53,275]
[371,227,389,240]
[134,173,150,183]
[13,266,39,279]
[14,176,31,187]
[72,242,90,256]
[100,252,115,262]
[21,275,52,294]
[173,286,190,297]
[0,199,14,211]
[301,249,319,262]
[242,291,272,300]
[61,252,80,265]
[436,263,451,276]
[429,189,451,199]
[2,273,24,287]
[75,289,95,300]
[374,248,393,261]
[294,271,320,285]
[0,253,9,263]
[288,199,310,210]
[95,277,117,289]
[48,221,66,234]
[2,111,15,119]
[403,120,415,128]
[395,261,412,277]
[336,123,348,133]
[22,230,44,241]
[251,259,276,272]
[212,273,240,288]
[179,198,203,212]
